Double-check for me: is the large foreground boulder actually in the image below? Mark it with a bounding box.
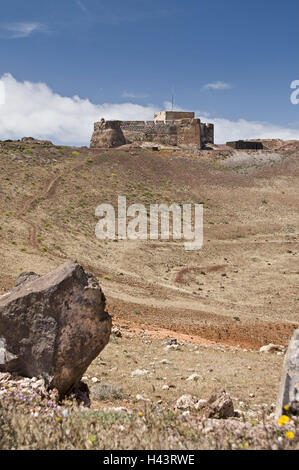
[276,328,299,419]
[0,262,112,396]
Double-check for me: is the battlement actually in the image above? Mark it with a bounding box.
[90,112,214,149]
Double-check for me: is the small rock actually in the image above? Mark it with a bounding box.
[131,369,149,377]
[186,373,200,382]
[194,399,208,410]
[167,338,178,346]
[91,377,99,383]
[107,407,130,414]
[112,326,122,338]
[175,394,198,410]
[167,383,176,389]
[204,389,234,419]
[136,394,150,402]
[259,344,285,354]
[164,344,179,351]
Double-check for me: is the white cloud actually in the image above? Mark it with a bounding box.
[0,82,5,105]
[201,114,299,144]
[0,74,298,146]
[0,74,159,145]
[0,22,46,39]
[203,81,232,91]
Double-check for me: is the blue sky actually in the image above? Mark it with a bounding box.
[0,0,298,144]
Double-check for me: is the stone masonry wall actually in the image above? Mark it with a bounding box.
[119,121,178,146]
[90,117,214,148]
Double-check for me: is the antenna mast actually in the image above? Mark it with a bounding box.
[171,85,175,111]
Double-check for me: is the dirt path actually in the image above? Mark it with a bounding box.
[16,163,86,259]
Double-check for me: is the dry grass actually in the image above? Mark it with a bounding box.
[87,335,285,409]
[0,386,298,450]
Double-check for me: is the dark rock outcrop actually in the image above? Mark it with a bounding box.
[0,262,112,396]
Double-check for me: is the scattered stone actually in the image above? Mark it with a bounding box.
[175,394,198,410]
[164,344,179,351]
[160,359,171,365]
[167,338,178,346]
[0,261,112,397]
[136,394,150,402]
[259,344,285,354]
[167,383,176,389]
[204,390,235,419]
[194,399,208,410]
[186,373,200,382]
[106,407,130,414]
[131,369,149,377]
[162,385,169,391]
[91,377,99,383]
[112,326,122,338]
[276,328,299,419]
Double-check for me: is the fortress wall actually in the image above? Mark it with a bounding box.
[120,121,178,135]
[177,119,202,147]
[90,117,214,148]
[120,120,179,146]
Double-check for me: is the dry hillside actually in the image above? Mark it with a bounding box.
[0,138,298,449]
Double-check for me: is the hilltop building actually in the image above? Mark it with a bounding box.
[90,111,214,149]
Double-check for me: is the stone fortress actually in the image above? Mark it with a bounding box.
[90,111,214,149]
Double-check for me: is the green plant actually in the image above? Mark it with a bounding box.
[91,383,124,401]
